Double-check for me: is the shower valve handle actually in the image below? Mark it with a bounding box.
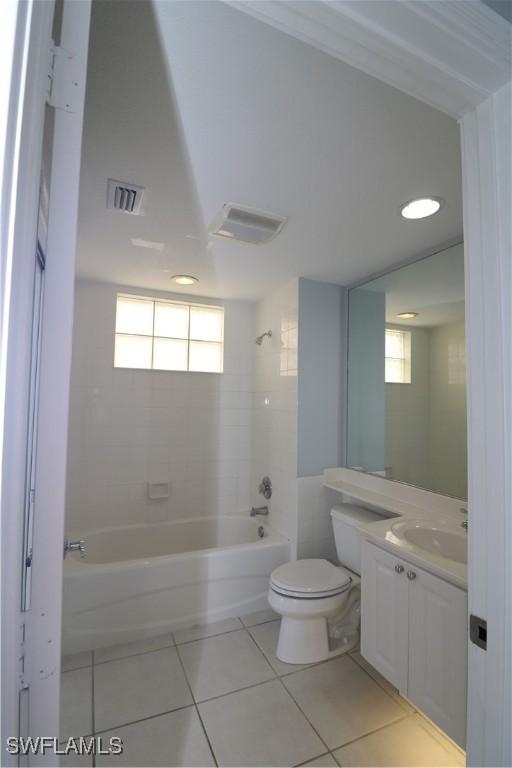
[258,476,272,500]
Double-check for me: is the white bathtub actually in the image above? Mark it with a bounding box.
[62,515,289,655]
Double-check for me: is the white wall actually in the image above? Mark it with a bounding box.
[251,279,299,551]
[65,279,256,531]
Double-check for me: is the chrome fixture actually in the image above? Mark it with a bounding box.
[395,564,404,573]
[64,538,86,559]
[258,476,272,499]
[250,506,269,517]
[406,570,417,580]
[255,330,272,345]
[258,526,265,539]
[461,520,468,531]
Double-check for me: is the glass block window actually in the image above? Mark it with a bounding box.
[385,328,411,383]
[114,295,224,373]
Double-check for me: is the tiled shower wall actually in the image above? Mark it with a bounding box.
[251,279,299,550]
[65,279,256,532]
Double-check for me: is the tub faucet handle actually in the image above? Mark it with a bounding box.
[64,538,86,559]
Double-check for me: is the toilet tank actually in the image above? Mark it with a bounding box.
[330,504,384,574]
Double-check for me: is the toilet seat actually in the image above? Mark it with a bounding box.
[270,559,351,599]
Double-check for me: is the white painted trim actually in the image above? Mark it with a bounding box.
[461,82,511,767]
[225,0,511,118]
[0,1,54,760]
[26,1,91,752]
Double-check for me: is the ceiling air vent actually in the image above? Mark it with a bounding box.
[209,203,287,244]
[107,179,145,215]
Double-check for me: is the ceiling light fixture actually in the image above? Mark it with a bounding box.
[171,275,198,286]
[400,197,443,220]
[397,312,419,319]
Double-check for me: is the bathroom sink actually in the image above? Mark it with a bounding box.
[391,522,467,564]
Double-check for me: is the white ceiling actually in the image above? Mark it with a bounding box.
[77,0,463,301]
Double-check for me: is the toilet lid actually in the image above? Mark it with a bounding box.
[270,559,351,597]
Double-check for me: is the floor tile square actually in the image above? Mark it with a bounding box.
[58,753,94,767]
[198,679,325,767]
[240,608,279,627]
[62,651,93,672]
[173,617,242,644]
[178,628,275,702]
[94,647,192,731]
[95,707,215,767]
[249,620,313,676]
[412,714,465,762]
[60,668,93,740]
[94,633,174,664]
[350,651,414,713]
[332,715,465,766]
[283,655,406,750]
[300,754,338,767]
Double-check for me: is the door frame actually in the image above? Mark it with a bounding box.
[1,1,510,765]
[0,0,91,763]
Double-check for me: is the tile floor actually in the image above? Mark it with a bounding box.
[61,611,465,767]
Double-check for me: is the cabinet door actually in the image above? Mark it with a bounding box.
[407,565,467,747]
[361,541,409,692]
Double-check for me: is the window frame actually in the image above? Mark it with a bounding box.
[385,327,412,384]
[114,293,224,373]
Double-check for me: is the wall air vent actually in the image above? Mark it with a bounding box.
[209,203,287,244]
[107,179,145,215]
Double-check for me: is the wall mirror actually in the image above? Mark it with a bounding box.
[347,243,467,499]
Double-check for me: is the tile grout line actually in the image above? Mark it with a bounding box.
[328,712,414,754]
[173,623,244,648]
[174,641,219,768]
[276,676,331,756]
[293,751,331,767]
[93,639,175,667]
[92,703,202,738]
[277,655,410,757]
[345,652,415,715]
[244,625,282,677]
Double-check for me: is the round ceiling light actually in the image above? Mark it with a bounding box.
[400,197,443,220]
[171,275,198,286]
[397,312,419,319]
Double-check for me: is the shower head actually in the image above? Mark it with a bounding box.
[256,330,272,345]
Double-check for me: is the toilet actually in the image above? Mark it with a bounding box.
[268,503,383,664]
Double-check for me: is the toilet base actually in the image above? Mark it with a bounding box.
[276,616,358,664]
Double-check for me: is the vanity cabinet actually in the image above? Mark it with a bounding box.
[361,540,467,747]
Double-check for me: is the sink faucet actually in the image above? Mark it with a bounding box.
[461,519,468,531]
[250,506,269,517]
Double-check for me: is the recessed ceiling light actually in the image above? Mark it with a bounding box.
[171,274,198,286]
[400,197,443,220]
[397,312,419,319]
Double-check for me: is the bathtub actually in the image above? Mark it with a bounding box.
[62,515,289,655]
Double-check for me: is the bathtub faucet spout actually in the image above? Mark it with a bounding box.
[250,506,269,517]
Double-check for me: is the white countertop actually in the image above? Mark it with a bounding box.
[324,468,468,590]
